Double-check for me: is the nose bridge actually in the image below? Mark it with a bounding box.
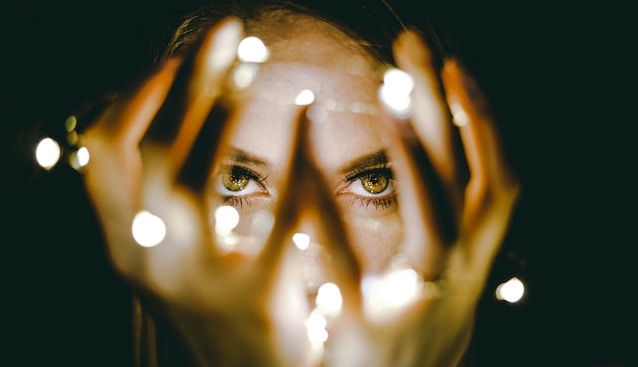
[291,209,338,291]
[293,209,328,250]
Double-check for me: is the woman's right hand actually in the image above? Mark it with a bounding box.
[80,17,319,367]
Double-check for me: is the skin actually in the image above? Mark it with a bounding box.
[209,17,404,293]
[81,10,520,367]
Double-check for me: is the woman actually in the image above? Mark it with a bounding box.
[73,0,519,366]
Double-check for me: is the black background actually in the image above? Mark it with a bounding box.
[2,1,636,366]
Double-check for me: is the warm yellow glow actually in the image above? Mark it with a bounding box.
[362,267,423,321]
[214,205,240,236]
[306,310,328,347]
[237,36,269,63]
[450,102,469,127]
[384,68,414,92]
[232,62,259,89]
[35,137,61,170]
[132,210,166,248]
[294,89,315,106]
[379,68,413,118]
[495,276,525,303]
[292,232,310,250]
[64,115,77,132]
[69,146,90,171]
[315,282,342,316]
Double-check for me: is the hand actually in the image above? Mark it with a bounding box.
[81,18,319,367]
[80,15,518,367]
[323,31,521,367]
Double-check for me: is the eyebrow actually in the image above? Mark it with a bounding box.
[224,147,388,179]
[225,147,269,167]
[338,150,388,178]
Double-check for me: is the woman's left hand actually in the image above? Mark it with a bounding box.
[322,30,521,367]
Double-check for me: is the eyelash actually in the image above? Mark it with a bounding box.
[218,165,268,208]
[343,164,397,210]
[217,164,397,211]
[348,195,398,210]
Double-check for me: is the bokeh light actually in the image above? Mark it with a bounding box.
[495,276,525,303]
[35,137,61,170]
[305,308,329,347]
[132,210,166,248]
[232,62,260,89]
[294,89,315,106]
[292,232,310,250]
[69,146,90,171]
[237,36,269,63]
[362,267,424,321]
[214,205,240,236]
[315,282,342,316]
[450,102,469,126]
[379,68,414,118]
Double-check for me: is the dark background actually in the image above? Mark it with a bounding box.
[2,1,636,366]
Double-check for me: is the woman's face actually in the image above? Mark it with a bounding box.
[207,14,404,293]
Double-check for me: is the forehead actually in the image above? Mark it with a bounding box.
[223,12,389,173]
[246,11,382,77]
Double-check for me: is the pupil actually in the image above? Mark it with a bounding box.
[362,173,388,194]
[223,172,249,192]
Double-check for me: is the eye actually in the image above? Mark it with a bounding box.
[359,172,390,195]
[345,169,395,197]
[216,166,268,198]
[222,169,250,192]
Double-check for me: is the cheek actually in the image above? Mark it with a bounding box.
[345,213,404,274]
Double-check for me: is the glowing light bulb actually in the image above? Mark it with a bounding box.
[237,36,269,63]
[362,267,424,321]
[315,282,342,316]
[214,205,240,236]
[292,232,310,250]
[295,89,315,106]
[35,137,61,170]
[379,68,414,118]
[64,115,78,132]
[69,146,90,171]
[232,62,259,89]
[305,308,329,356]
[450,102,469,126]
[495,276,525,303]
[132,210,166,248]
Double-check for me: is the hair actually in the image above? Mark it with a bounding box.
[133,1,453,366]
[155,0,451,68]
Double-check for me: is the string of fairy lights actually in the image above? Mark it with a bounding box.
[32,34,526,357]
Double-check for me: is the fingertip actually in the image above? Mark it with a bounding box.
[201,16,244,74]
[393,29,433,68]
[441,58,460,85]
[442,58,491,125]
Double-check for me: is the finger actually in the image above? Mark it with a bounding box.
[88,57,183,146]
[144,17,242,172]
[441,60,520,277]
[176,101,231,192]
[256,106,308,271]
[379,111,452,279]
[169,17,242,174]
[440,59,520,226]
[441,60,500,185]
[170,18,243,175]
[257,106,362,309]
[300,133,363,312]
[393,30,463,193]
